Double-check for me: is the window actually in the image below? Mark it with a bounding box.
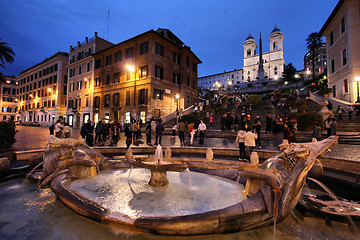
[87,62,91,72]
[187,76,190,86]
[95,59,101,69]
[140,65,148,78]
[126,91,130,106]
[113,72,120,83]
[192,80,196,89]
[187,95,189,104]
[54,64,58,71]
[95,77,101,87]
[331,59,335,73]
[192,62,197,72]
[114,51,121,62]
[154,89,163,100]
[94,96,100,108]
[332,85,336,97]
[140,42,148,55]
[155,66,163,79]
[273,42,278,50]
[106,75,110,85]
[343,49,347,66]
[173,73,180,84]
[125,47,134,59]
[330,31,334,46]
[343,79,348,93]
[341,17,346,33]
[138,89,147,105]
[113,93,120,106]
[77,81,82,90]
[106,55,112,65]
[104,94,110,108]
[54,74,57,83]
[173,52,180,64]
[85,95,89,107]
[247,49,251,56]
[70,83,74,92]
[78,66,82,74]
[186,56,190,67]
[156,43,164,56]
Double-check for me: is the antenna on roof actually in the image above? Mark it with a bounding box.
[107,10,110,40]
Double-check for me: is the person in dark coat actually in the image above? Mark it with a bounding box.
[124,126,132,149]
[146,121,152,145]
[154,120,164,145]
[85,120,94,147]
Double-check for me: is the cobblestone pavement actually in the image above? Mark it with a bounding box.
[12,126,360,161]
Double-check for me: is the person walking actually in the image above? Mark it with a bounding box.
[63,122,71,138]
[324,115,333,137]
[145,121,152,145]
[124,126,132,149]
[244,127,257,160]
[178,120,186,146]
[154,120,164,145]
[209,116,214,128]
[94,121,103,143]
[235,129,246,161]
[198,119,206,144]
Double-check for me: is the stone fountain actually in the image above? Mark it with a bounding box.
[33,135,339,236]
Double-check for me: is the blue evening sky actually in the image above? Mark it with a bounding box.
[0,0,338,77]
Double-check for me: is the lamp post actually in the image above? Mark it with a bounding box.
[175,94,180,124]
[355,76,360,102]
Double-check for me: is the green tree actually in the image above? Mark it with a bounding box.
[0,41,15,68]
[306,32,323,81]
[282,63,297,84]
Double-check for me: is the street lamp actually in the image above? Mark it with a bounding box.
[175,94,180,124]
[355,76,360,102]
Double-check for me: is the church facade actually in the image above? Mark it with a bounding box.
[198,26,285,90]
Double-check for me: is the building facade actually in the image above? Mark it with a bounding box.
[16,52,68,125]
[243,27,285,81]
[319,0,360,103]
[303,43,327,80]
[198,26,285,91]
[91,28,201,126]
[0,76,18,121]
[66,32,114,127]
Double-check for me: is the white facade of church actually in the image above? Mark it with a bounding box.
[198,26,285,90]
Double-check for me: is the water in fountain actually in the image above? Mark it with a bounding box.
[184,168,192,187]
[154,145,163,163]
[24,162,43,182]
[307,177,359,234]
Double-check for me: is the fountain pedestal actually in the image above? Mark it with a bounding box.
[128,159,188,187]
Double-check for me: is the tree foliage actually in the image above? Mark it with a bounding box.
[306,32,323,81]
[282,63,297,83]
[0,41,15,68]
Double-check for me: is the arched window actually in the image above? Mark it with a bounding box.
[273,42,278,50]
[247,49,251,56]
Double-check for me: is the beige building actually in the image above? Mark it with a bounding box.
[16,52,68,125]
[91,28,201,126]
[66,32,114,127]
[319,0,360,103]
[303,43,327,80]
[0,76,18,121]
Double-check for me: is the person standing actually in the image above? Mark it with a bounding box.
[178,120,186,146]
[312,122,322,141]
[94,121,103,143]
[111,122,120,146]
[198,119,206,144]
[347,105,354,120]
[146,121,152,145]
[102,123,110,144]
[188,123,196,145]
[154,120,164,145]
[209,116,214,128]
[244,128,257,160]
[265,113,272,133]
[324,116,332,137]
[236,129,246,161]
[132,120,138,142]
[63,123,71,138]
[85,120,94,147]
[330,116,337,136]
[253,119,262,148]
[171,121,177,138]
[54,120,64,138]
[80,122,87,139]
[124,126,132,149]
[337,106,343,120]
